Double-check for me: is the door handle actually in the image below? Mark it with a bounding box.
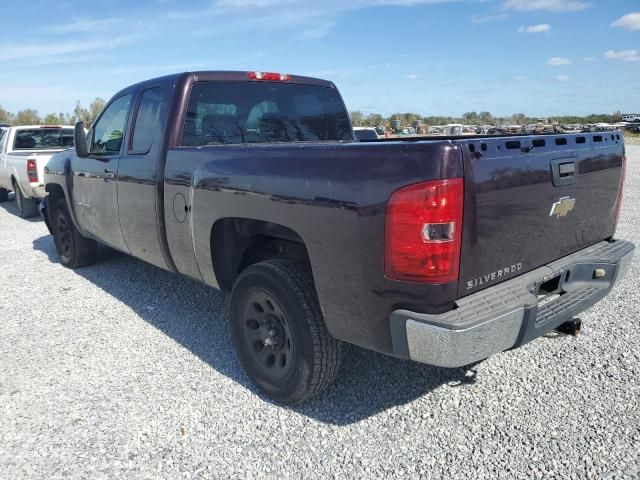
[550,159,576,187]
[102,168,115,181]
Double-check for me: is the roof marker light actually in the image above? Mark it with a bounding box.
[248,71,290,81]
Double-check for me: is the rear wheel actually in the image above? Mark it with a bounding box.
[14,183,38,218]
[52,199,97,268]
[230,259,342,404]
[0,187,8,202]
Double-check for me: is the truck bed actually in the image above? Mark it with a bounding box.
[161,130,624,354]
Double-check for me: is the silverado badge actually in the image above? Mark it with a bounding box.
[549,196,576,218]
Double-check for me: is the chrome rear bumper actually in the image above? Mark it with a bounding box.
[390,240,635,367]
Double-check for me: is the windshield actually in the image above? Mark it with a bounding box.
[13,128,74,150]
[182,81,353,146]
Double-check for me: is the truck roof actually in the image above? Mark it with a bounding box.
[117,70,336,97]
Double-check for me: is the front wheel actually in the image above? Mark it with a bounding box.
[230,259,342,404]
[51,199,97,268]
[14,184,38,218]
[0,187,8,203]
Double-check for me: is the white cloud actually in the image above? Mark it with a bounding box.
[547,57,572,66]
[471,13,508,23]
[48,17,119,33]
[504,0,591,12]
[209,0,463,11]
[215,0,297,6]
[166,0,466,38]
[611,12,640,31]
[556,75,570,81]
[300,21,336,39]
[518,23,551,33]
[0,36,135,62]
[404,74,419,79]
[604,50,639,62]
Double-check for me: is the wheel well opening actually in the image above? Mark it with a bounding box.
[43,184,65,232]
[45,184,65,205]
[211,218,310,291]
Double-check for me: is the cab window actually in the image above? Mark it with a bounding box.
[130,88,164,154]
[90,94,132,154]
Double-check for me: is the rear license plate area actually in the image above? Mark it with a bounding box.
[536,274,565,306]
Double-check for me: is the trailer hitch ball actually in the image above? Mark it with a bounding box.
[555,318,582,336]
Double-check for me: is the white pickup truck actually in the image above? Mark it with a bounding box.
[0,125,74,217]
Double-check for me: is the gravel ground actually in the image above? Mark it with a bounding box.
[624,134,640,146]
[1,146,639,479]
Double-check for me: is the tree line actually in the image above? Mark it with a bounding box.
[0,99,106,127]
[0,101,625,129]
[350,110,626,127]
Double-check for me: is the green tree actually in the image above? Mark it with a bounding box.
[73,98,106,127]
[509,113,529,125]
[56,113,67,124]
[350,110,364,127]
[13,109,40,125]
[462,111,480,124]
[365,113,384,127]
[423,116,454,126]
[43,113,61,125]
[479,111,494,125]
[0,105,13,125]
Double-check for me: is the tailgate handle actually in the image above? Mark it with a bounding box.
[550,159,576,187]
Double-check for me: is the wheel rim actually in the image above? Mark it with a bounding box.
[56,214,72,258]
[241,289,294,382]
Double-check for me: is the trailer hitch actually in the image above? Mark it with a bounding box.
[555,318,582,336]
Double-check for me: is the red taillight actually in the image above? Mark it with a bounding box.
[248,71,290,81]
[27,159,38,183]
[615,152,626,225]
[385,178,464,283]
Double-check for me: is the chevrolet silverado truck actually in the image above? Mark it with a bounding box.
[0,125,74,217]
[43,71,634,404]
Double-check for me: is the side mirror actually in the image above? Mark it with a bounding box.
[74,121,89,158]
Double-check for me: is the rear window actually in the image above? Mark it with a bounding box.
[182,81,352,146]
[13,128,73,150]
[354,129,378,140]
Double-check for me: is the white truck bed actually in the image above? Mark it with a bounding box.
[0,125,74,200]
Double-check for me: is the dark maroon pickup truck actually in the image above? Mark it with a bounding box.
[43,71,634,404]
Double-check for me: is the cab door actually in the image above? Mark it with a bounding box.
[71,93,132,252]
[117,85,170,269]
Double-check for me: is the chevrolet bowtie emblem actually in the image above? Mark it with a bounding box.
[549,196,576,218]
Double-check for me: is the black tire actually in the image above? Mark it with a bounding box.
[14,183,38,218]
[230,259,342,404]
[0,187,8,203]
[51,198,97,268]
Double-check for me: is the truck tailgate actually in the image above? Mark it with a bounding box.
[8,150,61,184]
[455,132,624,298]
